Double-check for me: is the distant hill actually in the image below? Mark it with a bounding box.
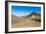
[21,12,41,22]
[26,13,40,17]
[22,12,41,18]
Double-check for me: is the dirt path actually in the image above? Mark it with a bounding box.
[12,18,41,28]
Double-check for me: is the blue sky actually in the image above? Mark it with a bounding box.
[11,6,41,17]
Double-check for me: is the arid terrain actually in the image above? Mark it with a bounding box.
[11,14,41,28]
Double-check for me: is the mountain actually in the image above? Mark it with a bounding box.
[21,12,41,22]
[26,13,40,17]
